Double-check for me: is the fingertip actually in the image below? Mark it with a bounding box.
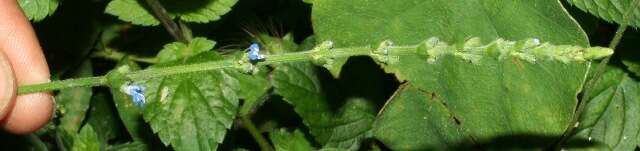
[0,51,15,120]
[1,92,53,134]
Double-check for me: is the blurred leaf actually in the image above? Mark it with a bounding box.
[273,62,376,150]
[156,37,216,63]
[107,142,149,151]
[573,67,640,150]
[57,61,93,134]
[105,0,238,26]
[107,58,151,142]
[71,125,101,151]
[270,129,315,151]
[567,0,640,28]
[623,60,640,77]
[312,0,588,77]
[372,38,601,150]
[87,92,124,143]
[138,52,268,151]
[18,0,58,22]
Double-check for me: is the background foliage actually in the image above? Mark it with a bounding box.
[3,0,640,150]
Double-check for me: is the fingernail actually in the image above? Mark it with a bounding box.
[0,51,15,119]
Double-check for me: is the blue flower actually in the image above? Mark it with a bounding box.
[125,85,146,107]
[248,43,265,61]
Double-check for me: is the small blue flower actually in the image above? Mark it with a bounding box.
[125,85,146,107]
[248,43,265,61]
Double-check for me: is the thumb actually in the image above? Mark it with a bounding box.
[0,51,15,120]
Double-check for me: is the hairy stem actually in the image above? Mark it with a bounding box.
[17,38,611,94]
[241,115,273,151]
[144,0,187,43]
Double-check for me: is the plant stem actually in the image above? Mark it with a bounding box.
[240,115,273,151]
[144,0,187,43]
[554,23,629,151]
[18,76,106,94]
[16,39,610,94]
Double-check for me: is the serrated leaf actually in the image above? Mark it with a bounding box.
[57,61,93,134]
[567,0,640,28]
[273,62,375,150]
[156,37,216,63]
[18,0,58,22]
[164,0,238,23]
[105,0,238,26]
[138,52,269,151]
[270,129,315,151]
[105,0,161,26]
[372,38,597,150]
[572,67,640,150]
[312,0,588,77]
[71,125,101,151]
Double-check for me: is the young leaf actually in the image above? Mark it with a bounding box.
[71,125,101,151]
[139,52,269,151]
[156,37,216,63]
[312,0,589,77]
[270,129,315,151]
[572,67,640,150]
[18,0,58,22]
[105,0,238,26]
[567,0,640,28]
[57,61,93,134]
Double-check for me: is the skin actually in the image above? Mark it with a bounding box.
[0,0,54,134]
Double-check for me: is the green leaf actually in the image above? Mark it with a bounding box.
[18,0,58,22]
[139,52,269,151]
[107,58,151,142]
[163,0,238,23]
[373,84,468,150]
[105,0,238,26]
[156,37,216,63]
[57,61,93,134]
[270,129,315,151]
[273,62,376,150]
[573,67,640,150]
[312,0,588,77]
[87,92,123,143]
[373,38,597,150]
[567,0,640,28]
[623,60,640,77]
[71,125,101,151]
[105,0,161,26]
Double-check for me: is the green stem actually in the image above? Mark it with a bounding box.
[554,23,629,151]
[241,115,273,151]
[16,39,610,94]
[144,0,187,43]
